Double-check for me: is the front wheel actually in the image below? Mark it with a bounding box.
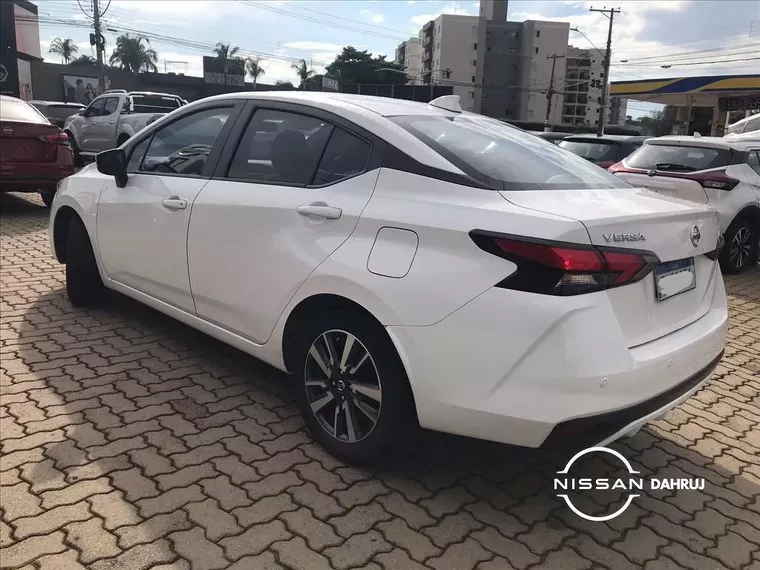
[720,219,758,274]
[291,311,417,465]
[66,218,105,306]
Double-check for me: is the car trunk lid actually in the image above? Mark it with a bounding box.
[501,188,721,346]
[0,120,63,163]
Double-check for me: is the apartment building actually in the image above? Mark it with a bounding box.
[418,14,486,112]
[561,46,604,126]
[608,96,628,125]
[394,37,421,84]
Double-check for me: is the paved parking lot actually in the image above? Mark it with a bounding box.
[1,191,759,570]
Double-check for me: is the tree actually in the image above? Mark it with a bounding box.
[274,80,295,91]
[291,59,315,89]
[214,42,243,74]
[325,46,406,86]
[49,37,78,64]
[109,34,158,73]
[245,57,265,88]
[69,54,97,66]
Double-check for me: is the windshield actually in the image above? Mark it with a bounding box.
[391,114,630,190]
[558,140,621,163]
[626,144,731,172]
[130,95,182,114]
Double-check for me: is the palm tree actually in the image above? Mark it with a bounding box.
[213,42,241,72]
[245,57,265,88]
[108,34,158,73]
[70,54,97,66]
[291,59,315,89]
[49,37,78,64]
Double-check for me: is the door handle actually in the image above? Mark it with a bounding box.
[161,197,188,210]
[297,201,342,220]
[108,120,114,125]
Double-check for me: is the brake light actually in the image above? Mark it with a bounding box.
[687,170,739,191]
[607,161,625,173]
[471,232,660,296]
[595,160,616,169]
[38,132,70,145]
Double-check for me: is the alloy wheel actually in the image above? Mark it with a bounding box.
[730,226,752,270]
[304,330,382,443]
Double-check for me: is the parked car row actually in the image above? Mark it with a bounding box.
[49,91,731,464]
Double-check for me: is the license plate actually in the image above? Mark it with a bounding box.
[655,258,696,301]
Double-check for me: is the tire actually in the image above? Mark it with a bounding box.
[720,218,758,274]
[290,310,417,465]
[117,135,130,147]
[66,217,105,307]
[67,132,83,167]
[40,191,55,207]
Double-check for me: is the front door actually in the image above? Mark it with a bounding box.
[79,98,105,153]
[188,106,378,343]
[96,105,237,312]
[88,96,121,152]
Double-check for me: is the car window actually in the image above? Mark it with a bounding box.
[84,98,105,118]
[127,137,150,171]
[139,107,232,176]
[130,95,183,113]
[313,128,371,185]
[102,97,119,116]
[748,150,760,175]
[745,115,760,134]
[45,105,84,120]
[558,140,622,163]
[0,98,48,124]
[391,115,629,190]
[228,109,334,185]
[625,144,731,172]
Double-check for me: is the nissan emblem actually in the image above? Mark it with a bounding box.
[690,225,701,248]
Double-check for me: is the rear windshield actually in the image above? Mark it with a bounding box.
[130,95,182,114]
[390,115,629,190]
[45,105,84,119]
[0,98,48,124]
[558,140,621,163]
[625,144,731,172]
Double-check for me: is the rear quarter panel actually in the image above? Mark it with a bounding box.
[288,168,591,327]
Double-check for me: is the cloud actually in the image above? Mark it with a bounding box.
[410,2,472,26]
[282,41,344,52]
[372,13,385,23]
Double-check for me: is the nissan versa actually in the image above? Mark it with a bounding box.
[49,92,728,463]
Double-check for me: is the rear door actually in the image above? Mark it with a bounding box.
[0,98,61,166]
[187,103,380,344]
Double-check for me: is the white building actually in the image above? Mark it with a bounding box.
[560,46,605,126]
[394,37,421,84]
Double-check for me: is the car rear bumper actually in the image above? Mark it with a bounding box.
[387,274,728,448]
[0,165,76,191]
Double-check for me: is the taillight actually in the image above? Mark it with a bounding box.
[38,132,70,145]
[596,160,615,169]
[471,232,660,296]
[608,161,624,173]
[687,170,739,191]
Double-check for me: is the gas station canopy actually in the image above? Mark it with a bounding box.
[610,74,760,134]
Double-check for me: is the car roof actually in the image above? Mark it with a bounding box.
[29,100,84,107]
[562,134,648,143]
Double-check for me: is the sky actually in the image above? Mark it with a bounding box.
[33,0,760,118]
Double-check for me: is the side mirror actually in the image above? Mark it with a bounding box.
[76,109,84,115]
[96,148,128,188]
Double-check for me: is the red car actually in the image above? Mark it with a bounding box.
[0,95,76,207]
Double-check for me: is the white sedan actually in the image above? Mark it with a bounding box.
[50,92,728,464]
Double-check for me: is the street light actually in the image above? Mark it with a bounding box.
[570,27,605,58]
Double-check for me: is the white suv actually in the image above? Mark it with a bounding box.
[50,92,727,463]
[611,136,760,273]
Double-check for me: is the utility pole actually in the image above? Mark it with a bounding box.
[589,6,621,137]
[91,0,106,92]
[544,53,565,132]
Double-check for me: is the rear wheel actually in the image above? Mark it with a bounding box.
[40,191,55,207]
[290,310,417,465]
[66,217,105,306]
[720,218,758,274]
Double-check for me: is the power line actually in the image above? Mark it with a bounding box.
[284,1,413,37]
[621,55,760,67]
[617,43,760,64]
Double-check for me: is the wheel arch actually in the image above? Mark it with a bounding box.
[732,204,760,228]
[52,205,80,263]
[117,132,130,146]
